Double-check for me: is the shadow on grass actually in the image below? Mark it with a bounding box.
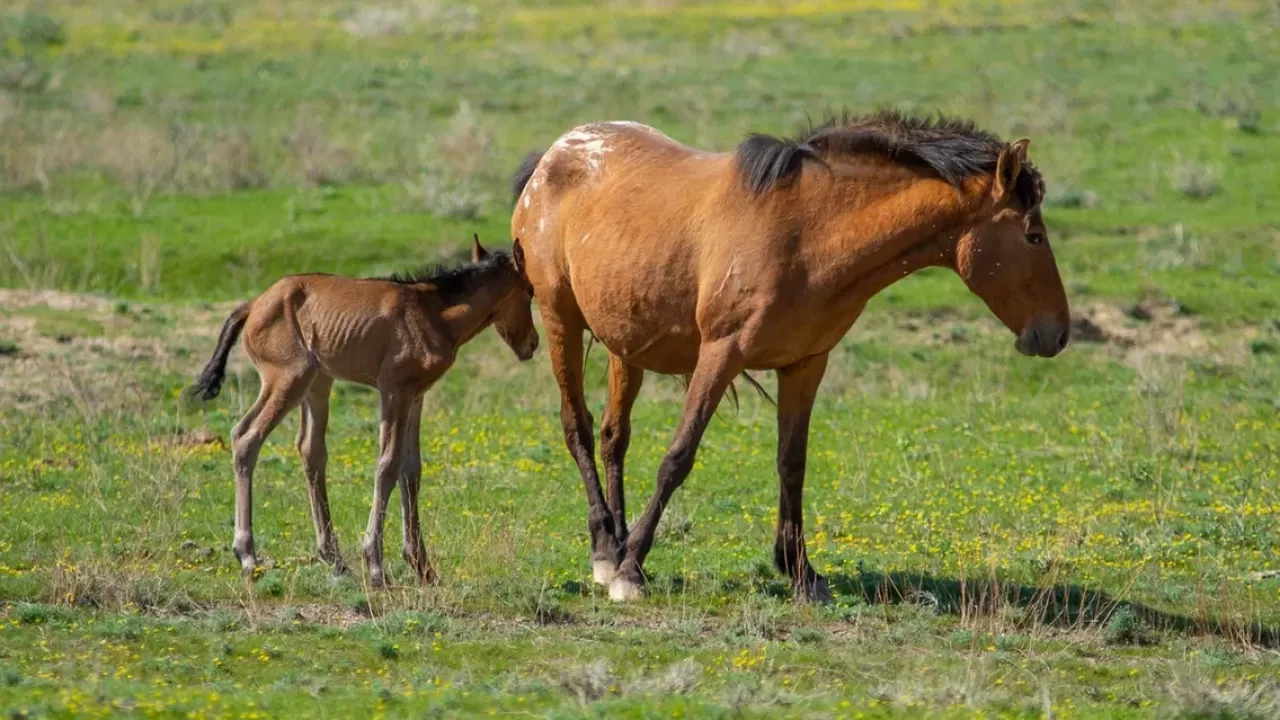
[830,569,1280,648]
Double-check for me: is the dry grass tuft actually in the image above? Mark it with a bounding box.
[1165,675,1280,719]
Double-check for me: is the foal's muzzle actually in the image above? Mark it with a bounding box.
[1016,319,1070,358]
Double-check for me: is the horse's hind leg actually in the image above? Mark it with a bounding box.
[542,301,620,584]
[297,374,347,576]
[774,353,832,604]
[610,340,742,602]
[600,354,644,561]
[231,365,315,576]
[398,397,435,584]
[362,389,413,588]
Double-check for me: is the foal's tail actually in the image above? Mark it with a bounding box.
[511,149,544,203]
[187,302,251,402]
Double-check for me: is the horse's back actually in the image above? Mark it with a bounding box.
[514,122,749,372]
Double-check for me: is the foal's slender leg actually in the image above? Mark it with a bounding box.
[542,306,621,582]
[232,366,315,576]
[398,397,435,584]
[609,340,742,601]
[362,389,413,588]
[297,374,346,575]
[599,354,644,562]
[774,352,833,603]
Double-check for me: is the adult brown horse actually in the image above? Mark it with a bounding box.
[511,110,1069,602]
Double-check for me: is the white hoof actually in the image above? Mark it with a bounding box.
[592,560,617,586]
[608,577,643,602]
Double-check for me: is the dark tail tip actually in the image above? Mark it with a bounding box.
[511,149,544,204]
[187,302,249,404]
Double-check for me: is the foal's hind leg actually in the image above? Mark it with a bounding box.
[362,389,414,588]
[231,365,315,576]
[598,354,644,583]
[398,397,436,584]
[297,374,347,576]
[541,301,621,583]
[774,353,832,603]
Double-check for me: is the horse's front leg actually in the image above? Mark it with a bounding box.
[774,352,832,603]
[609,339,742,601]
[599,353,645,574]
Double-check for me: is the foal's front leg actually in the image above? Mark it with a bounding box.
[398,397,436,584]
[610,340,741,601]
[774,353,832,603]
[362,390,413,588]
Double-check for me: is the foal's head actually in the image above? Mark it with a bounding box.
[472,235,539,362]
[953,139,1070,358]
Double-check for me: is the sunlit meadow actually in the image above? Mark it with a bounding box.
[1,0,1279,717]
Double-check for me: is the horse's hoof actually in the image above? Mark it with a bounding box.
[796,575,833,605]
[592,560,617,586]
[608,577,644,602]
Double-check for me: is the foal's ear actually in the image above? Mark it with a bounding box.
[993,138,1030,204]
[471,233,489,262]
[511,238,526,274]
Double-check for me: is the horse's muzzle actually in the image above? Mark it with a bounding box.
[1015,320,1069,358]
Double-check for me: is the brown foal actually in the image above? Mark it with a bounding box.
[189,236,537,587]
[512,111,1070,602]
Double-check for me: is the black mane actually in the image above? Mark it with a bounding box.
[734,109,1043,206]
[378,250,511,302]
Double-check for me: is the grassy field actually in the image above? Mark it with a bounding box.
[2,0,1280,717]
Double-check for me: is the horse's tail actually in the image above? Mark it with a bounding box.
[676,371,776,413]
[187,302,251,402]
[511,149,544,203]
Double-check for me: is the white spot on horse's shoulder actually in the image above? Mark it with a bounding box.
[581,232,591,244]
[530,178,541,191]
[520,225,527,234]
[523,194,530,208]
[538,217,546,233]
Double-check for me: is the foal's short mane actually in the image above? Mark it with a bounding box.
[378,251,512,303]
[735,109,1044,207]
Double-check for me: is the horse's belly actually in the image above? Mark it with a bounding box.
[580,305,702,375]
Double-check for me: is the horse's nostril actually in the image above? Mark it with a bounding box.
[1056,329,1069,351]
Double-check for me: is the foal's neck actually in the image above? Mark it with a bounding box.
[439,279,511,346]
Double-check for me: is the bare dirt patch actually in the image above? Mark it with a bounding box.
[0,289,247,410]
[1070,299,1253,367]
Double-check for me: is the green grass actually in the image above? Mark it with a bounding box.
[2,0,1280,717]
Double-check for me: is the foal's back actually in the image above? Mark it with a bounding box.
[242,274,451,388]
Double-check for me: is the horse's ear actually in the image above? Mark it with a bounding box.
[993,138,1030,204]
[471,233,488,262]
[511,238,526,274]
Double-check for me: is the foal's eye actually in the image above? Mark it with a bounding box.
[1026,233,1046,246]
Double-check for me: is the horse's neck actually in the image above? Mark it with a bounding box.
[440,284,503,346]
[814,174,977,305]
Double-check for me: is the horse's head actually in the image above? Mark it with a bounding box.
[474,235,539,362]
[954,139,1070,358]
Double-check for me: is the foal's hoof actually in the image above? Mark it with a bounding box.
[592,560,617,586]
[795,574,833,605]
[608,577,644,602]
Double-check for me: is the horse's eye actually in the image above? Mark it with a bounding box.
[1026,233,1046,246]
